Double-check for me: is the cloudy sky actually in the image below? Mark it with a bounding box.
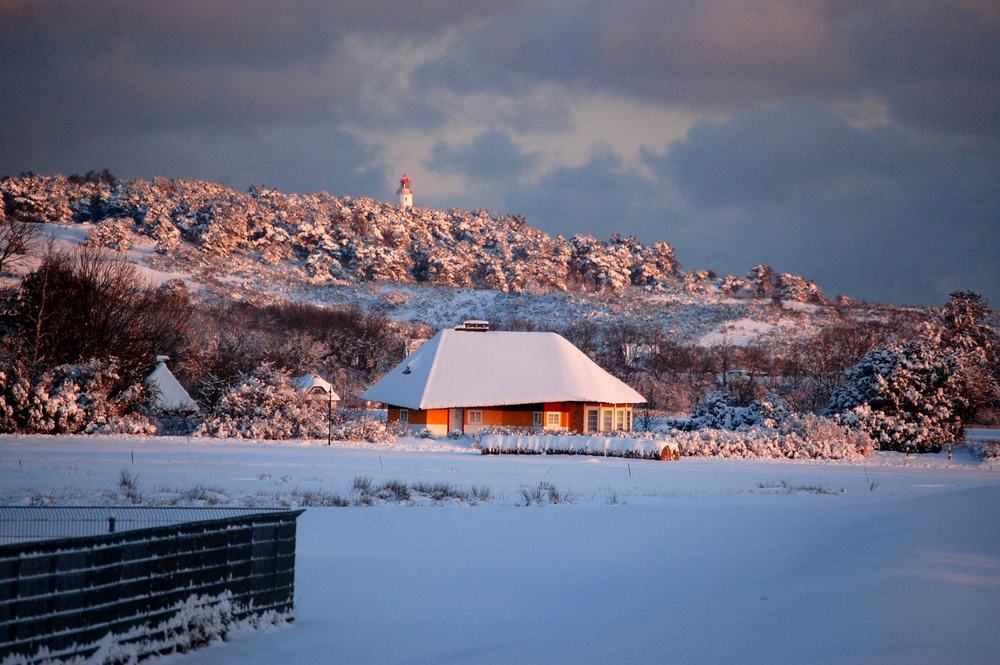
[2,0,997,306]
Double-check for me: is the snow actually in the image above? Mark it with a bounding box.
[696,318,781,347]
[361,328,645,409]
[1,434,998,664]
[781,299,823,313]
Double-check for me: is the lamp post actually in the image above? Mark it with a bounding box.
[327,386,333,446]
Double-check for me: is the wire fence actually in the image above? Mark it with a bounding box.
[0,506,304,664]
[0,506,294,545]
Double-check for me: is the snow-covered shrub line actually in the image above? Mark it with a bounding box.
[479,435,679,461]
[668,414,873,460]
[963,439,1000,460]
[190,366,400,443]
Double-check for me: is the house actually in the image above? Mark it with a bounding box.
[146,361,198,412]
[292,373,341,406]
[360,322,645,436]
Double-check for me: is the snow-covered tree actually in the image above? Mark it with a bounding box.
[828,334,966,452]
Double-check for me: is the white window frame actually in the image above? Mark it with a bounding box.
[467,410,483,425]
[616,409,626,431]
[586,408,599,433]
[546,412,561,428]
[602,409,613,432]
[533,411,544,427]
[399,408,409,424]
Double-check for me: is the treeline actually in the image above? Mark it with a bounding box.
[0,246,996,449]
[0,172,825,300]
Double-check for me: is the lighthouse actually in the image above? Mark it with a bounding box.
[397,174,413,208]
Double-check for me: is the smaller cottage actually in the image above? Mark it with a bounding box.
[292,373,341,407]
[146,361,198,412]
[361,322,645,436]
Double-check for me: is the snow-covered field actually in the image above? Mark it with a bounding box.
[3,434,1000,664]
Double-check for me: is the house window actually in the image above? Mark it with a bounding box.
[625,409,632,431]
[400,408,408,423]
[467,410,483,425]
[533,411,543,427]
[586,409,599,433]
[546,412,561,428]
[616,410,625,431]
[602,409,613,431]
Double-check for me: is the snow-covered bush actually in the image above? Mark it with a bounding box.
[690,390,790,430]
[670,416,872,460]
[193,373,400,442]
[479,434,676,460]
[328,414,401,443]
[964,439,1000,460]
[192,365,326,440]
[0,360,156,434]
[668,389,872,459]
[86,216,135,250]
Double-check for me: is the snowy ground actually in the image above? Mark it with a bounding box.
[2,434,999,664]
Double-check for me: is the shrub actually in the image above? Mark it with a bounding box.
[0,360,156,435]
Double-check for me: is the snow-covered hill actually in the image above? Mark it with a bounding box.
[2,172,922,348]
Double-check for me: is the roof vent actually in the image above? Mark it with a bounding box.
[455,320,489,332]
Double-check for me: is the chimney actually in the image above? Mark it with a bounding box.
[455,320,489,332]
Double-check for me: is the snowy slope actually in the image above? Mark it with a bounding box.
[33,213,872,347]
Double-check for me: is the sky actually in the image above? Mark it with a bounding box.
[1,0,998,307]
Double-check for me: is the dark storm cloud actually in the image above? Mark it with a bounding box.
[652,106,933,206]
[416,1,1000,135]
[0,0,517,176]
[488,147,667,241]
[850,1,1000,135]
[425,132,538,182]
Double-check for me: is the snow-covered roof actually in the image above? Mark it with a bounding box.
[146,362,199,412]
[292,373,341,400]
[361,329,645,410]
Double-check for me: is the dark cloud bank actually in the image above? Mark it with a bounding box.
[2,0,997,306]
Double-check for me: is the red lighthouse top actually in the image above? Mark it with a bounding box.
[400,175,410,187]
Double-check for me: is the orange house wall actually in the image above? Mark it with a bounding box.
[386,407,447,427]
[469,407,536,428]
[387,402,635,433]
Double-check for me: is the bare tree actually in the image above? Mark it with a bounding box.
[15,247,192,382]
[0,210,42,275]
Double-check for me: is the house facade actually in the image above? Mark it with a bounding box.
[362,323,644,436]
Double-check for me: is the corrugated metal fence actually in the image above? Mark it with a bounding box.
[0,507,304,664]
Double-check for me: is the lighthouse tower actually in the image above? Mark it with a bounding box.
[397,174,413,208]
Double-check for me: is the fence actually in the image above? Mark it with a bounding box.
[0,507,304,664]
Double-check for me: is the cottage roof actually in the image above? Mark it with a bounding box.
[146,362,199,412]
[360,329,645,410]
[292,373,341,400]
